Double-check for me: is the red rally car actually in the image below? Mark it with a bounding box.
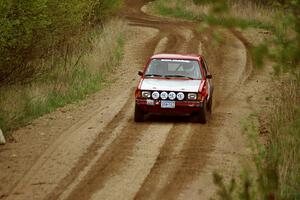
[134,54,213,123]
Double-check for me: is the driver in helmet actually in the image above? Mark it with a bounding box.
[183,62,196,77]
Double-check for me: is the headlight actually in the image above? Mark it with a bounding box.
[168,92,176,100]
[188,93,197,100]
[152,91,160,100]
[160,92,168,100]
[142,91,151,98]
[177,92,185,101]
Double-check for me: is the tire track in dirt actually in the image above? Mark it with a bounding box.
[131,28,237,200]
[89,123,174,200]
[199,27,249,108]
[159,124,215,200]
[49,4,192,199]
[45,24,166,199]
[6,88,136,200]
[57,1,251,199]
[47,88,140,200]
[140,31,249,199]
[189,29,203,53]
[50,2,205,199]
[4,0,252,199]
[5,18,161,200]
[56,5,198,200]
[127,3,251,199]
[63,118,152,200]
[134,124,195,200]
[128,18,187,54]
[134,123,215,200]
[176,30,255,199]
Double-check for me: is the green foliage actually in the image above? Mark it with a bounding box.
[152,0,299,75]
[195,0,300,75]
[213,172,236,200]
[202,15,273,30]
[214,170,256,200]
[240,115,272,199]
[152,0,197,20]
[0,0,123,85]
[194,0,230,13]
[206,1,300,199]
[0,20,125,133]
[215,104,299,200]
[268,105,300,199]
[250,44,269,68]
[0,0,49,83]
[91,0,123,23]
[151,0,273,29]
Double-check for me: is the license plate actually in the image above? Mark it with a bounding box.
[161,100,175,108]
[147,99,154,106]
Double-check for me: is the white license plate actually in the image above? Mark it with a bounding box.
[161,100,175,108]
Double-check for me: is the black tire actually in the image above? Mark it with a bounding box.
[207,96,212,113]
[134,104,144,122]
[198,99,207,124]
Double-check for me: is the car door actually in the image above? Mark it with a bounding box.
[201,58,213,100]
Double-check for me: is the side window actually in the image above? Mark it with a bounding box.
[201,59,207,76]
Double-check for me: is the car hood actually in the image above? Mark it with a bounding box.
[140,78,204,92]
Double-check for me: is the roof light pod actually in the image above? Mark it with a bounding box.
[168,92,176,100]
[152,91,160,100]
[160,92,168,100]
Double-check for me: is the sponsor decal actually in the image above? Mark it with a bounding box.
[161,59,191,63]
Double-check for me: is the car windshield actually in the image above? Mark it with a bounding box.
[145,59,202,79]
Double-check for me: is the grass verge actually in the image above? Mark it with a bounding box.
[215,80,300,199]
[149,0,300,199]
[261,80,300,199]
[0,19,126,134]
[149,0,275,30]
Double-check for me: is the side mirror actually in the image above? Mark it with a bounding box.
[206,74,212,79]
[138,71,144,76]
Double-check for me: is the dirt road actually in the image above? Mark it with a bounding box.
[0,0,272,199]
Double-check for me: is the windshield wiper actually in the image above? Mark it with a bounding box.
[164,74,194,80]
[144,73,163,77]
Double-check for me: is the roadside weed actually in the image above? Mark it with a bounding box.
[0,19,126,133]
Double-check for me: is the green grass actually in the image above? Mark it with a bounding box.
[213,81,300,200]
[150,0,274,30]
[152,1,197,20]
[202,15,274,30]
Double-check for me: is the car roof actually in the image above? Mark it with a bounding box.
[151,54,202,61]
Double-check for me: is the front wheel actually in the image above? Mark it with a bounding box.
[198,100,207,124]
[207,96,212,113]
[134,104,144,122]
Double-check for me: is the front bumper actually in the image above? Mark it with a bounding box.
[136,98,204,115]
